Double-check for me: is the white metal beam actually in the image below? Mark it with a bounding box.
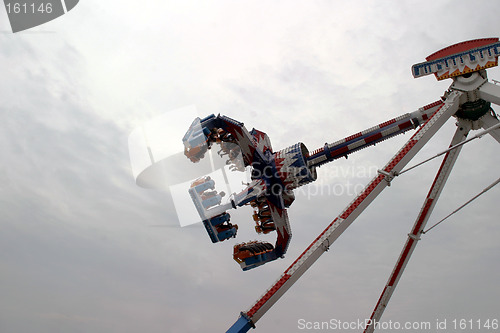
[479,81,500,106]
[480,111,500,143]
[364,119,470,333]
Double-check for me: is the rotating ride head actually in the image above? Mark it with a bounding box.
[412,38,500,124]
[182,114,319,270]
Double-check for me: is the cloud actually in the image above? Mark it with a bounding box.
[1,1,500,332]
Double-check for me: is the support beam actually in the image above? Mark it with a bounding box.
[364,120,471,333]
[479,81,500,106]
[480,111,500,143]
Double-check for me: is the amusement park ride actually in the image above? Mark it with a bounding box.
[135,38,500,332]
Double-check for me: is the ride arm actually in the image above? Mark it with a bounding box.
[232,189,292,271]
[479,111,500,143]
[479,81,500,107]
[307,101,444,169]
[267,200,291,257]
[183,114,265,166]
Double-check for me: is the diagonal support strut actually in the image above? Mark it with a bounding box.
[364,119,471,333]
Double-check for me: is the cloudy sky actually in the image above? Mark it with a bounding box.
[1,1,500,332]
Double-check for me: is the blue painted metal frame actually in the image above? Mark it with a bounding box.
[226,313,254,333]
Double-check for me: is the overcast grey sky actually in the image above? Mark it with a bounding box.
[1,1,500,332]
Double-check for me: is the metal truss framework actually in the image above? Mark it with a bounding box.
[227,43,500,333]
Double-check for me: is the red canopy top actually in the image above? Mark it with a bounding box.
[426,38,499,61]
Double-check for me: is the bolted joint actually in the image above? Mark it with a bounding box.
[377,169,398,186]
